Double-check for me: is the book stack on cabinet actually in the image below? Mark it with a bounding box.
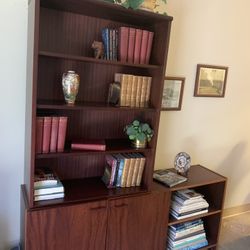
[21,0,173,249]
[164,165,227,250]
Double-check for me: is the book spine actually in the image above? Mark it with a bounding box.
[120,156,130,187]
[130,75,138,107]
[49,116,59,153]
[119,74,128,106]
[133,29,142,64]
[115,155,124,187]
[145,77,152,107]
[127,27,136,63]
[35,117,44,154]
[136,155,146,186]
[109,28,113,60]
[131,154,140,186]
[135,76,142,107]
[139,30,149,64]
[145,31,154,64]
[139,76,148,107]
[101,28,109,60]
[106,155,117,187]
[42,117,52,154]
[125,74,133,106]
[126,155,135,187]
[57,116,68,152]
[119,27,129,62]
[71,143,106,151]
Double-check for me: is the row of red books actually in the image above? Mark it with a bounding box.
[102,153,146,188]
[35,116,68,154]
[119,27,154,65]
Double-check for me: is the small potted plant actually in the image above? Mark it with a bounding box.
[124,120,154,148]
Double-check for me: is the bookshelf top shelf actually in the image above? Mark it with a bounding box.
[37,100,157,111]
[167,165,227,191]
[39,51,162,69]
[40,0,173,26]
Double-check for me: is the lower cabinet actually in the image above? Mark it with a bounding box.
[25,200,108,250]
[107,191,169,250]
[22,186,169,250]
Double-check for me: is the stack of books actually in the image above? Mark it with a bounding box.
[167,219,208,250]
[35,116,68,154]
[101,27,154,65]
[102,153,146,188]
[34,167,64,201]
[112,73,152,107]
[170,189,209,220]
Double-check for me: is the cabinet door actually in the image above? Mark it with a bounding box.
[26,200,107,250]
[107,191,168,250]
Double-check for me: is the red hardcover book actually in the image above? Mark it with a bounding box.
[133,29,142,64]
[49,116,59,153]
[139,30,149,64]
[71,139,106,151]
[57,116,68,152]
[145,31,154,64]
[127,27,136,63]
[35,117,43,154]
[42,117,52,154]
[119,26,129,62]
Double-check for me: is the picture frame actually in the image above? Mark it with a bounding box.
[194,64,228,97]
[161,76,185,111]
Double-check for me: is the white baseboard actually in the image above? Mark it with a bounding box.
[223,203,250,218]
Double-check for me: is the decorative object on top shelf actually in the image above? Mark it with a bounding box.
[104,0,167,14]
[174,152,191,176]
[124,119,153,148]
[91,41,104,59]
[161,76,185,111]
[194,64,228,97]
[62,70,80,105]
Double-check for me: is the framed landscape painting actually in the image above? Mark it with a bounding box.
[161,77,185,111]
[194,64,228,97]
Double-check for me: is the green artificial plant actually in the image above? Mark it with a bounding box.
[125,120,153,142]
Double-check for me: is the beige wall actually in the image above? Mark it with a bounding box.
[155,0,250,209]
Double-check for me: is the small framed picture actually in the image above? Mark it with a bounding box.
[194,64,228,97]
[161,77,185,111]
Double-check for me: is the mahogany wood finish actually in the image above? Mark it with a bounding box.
[22,0,173,249]
[24,0,173,208]
[160,165,227,250]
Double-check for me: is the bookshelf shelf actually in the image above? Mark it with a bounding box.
[37,100,157,112]
[36,139,152,159]
[31,177,148,209]
[39,51,162,70]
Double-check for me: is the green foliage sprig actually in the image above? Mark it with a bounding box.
[104,0,167,10]
[124,120,154,142]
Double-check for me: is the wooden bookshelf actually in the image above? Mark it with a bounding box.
[156,165,227,250]
[21,0,172,249]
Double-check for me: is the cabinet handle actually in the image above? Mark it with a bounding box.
[90,206,106,211]
[113,203,128,208]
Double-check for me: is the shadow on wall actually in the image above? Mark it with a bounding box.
[0,216,8,250]
[216,142,249,205]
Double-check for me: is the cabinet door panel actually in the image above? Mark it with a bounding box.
[107,192,168,250]
[26,201,107,250]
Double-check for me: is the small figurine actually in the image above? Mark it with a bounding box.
[91,41,104,59]
[174,152,191,176]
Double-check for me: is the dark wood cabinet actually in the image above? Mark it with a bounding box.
[22,0,173,249]
[22,184,169,250]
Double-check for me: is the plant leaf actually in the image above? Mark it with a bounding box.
[133,120,140,126]
[137,133,146,142]
[128,0,144,9]
[129,135,136,140]
[141,123,149,132]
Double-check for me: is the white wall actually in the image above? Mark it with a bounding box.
[155,0,250,209]
[0,0,27,249]
[0,0,250,248]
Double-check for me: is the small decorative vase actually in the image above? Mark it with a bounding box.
[62,70,80,105]
[174,152,191,177]
[132,139,147,149]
